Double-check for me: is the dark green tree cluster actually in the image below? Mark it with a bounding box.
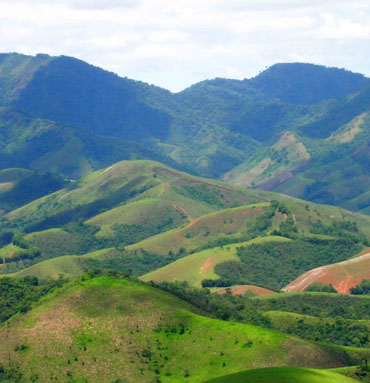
[351,279,370,295]
[201,279,233,288]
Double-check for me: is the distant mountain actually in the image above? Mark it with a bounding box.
[1,52,370,213]
[249,62,369,104]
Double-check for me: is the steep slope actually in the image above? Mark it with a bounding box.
[0,53,52,104]
[14,55,173,140]
[0,276,366,383]
[284,249,370,294]
[0,168,66,214]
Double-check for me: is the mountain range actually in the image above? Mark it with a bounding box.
[1,52,370,215]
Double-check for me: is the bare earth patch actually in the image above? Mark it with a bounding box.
[284,250,370,294]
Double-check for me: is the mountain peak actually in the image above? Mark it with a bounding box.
[249,62,370,104]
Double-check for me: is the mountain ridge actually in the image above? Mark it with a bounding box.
[0,52,370,214]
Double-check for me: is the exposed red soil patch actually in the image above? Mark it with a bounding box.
[188,218,202,228]
[216,285,276,296]
[201,255,216,276]
[284,250,370,294]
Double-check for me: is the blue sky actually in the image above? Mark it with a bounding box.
[1,0,369,91]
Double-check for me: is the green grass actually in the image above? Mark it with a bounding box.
[202,367,359,383]
[0,276,366,383]
[7,255,84,279]
[128,203,271,255]
[141,236,290,287]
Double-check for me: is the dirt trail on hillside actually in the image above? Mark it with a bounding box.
[173,204,193,221]
[188,218,201,228]
[201,256,216,276]
[337,264,352,294]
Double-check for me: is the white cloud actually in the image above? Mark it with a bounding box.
[0,0,369,91]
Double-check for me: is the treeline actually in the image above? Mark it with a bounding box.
[201,278,233,288]
[151,280,269,326]
[270,314,370,348]
[249,294,370,320]
[79,248,186,277]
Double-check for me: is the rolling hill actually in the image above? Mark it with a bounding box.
[202,367,359,383]
[1,159,370,291]
[0,275,368,383]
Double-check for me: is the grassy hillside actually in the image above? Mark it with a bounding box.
[0,275,368,383]
[1,160,370,285]
[5,160,265,230]
[141,236,289,287]
[202,367,359,383]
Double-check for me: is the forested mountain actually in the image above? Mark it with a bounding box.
[1,52,370,213]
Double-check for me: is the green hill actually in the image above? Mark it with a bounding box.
[1,159,370,283]
[0,275,367,383]
[202,367,359,383]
